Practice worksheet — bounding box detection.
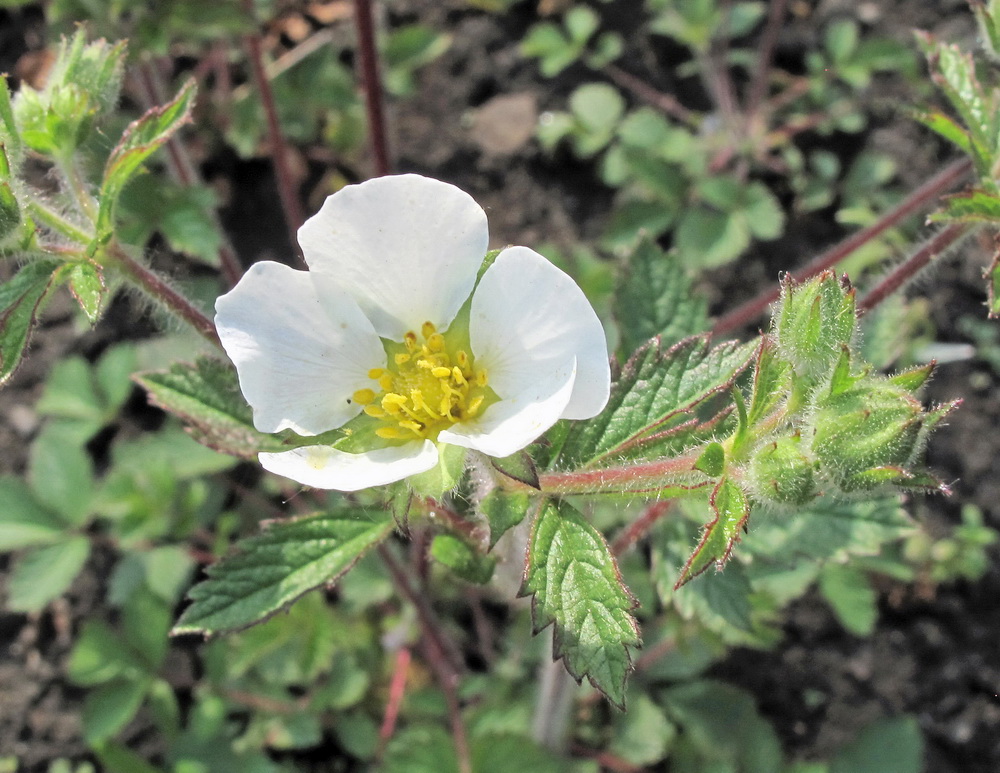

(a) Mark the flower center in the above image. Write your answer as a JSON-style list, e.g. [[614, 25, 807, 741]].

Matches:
[[351, 322, 489, 441]]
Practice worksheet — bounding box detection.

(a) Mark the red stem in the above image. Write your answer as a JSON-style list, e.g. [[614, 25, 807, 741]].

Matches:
[[858, 223, 972, 313], [603, 64, 698, 127], [711, 157, 974, 337], [610, 500, 674, 555], [537, 453, 705, 495], [377, 647, 411, 757], [354, 0, 392, 177], [746, 0, 789, 116], [242, 0, 308, 259]]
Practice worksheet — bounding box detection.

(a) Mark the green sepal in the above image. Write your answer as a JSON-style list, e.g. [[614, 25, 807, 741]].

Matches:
[[675, 477, 750, 588], [774, 270, 857, 378], [173, 508, 393, 635], [0, 259, 62, 386], [135, 357, 288, 458], [888, 362, 934, 392], [97, 79, 197, 237], [409, 442, 467, 497], [429, 533, 495, 585], [388, 481, 414, 533], [479, 489, 533, 548], [521, 499, 640, 709], [693, 442, 725, 477], [489, 449, 540, 490], [62, 260, 107, 323], [746, 336, 788, 426]]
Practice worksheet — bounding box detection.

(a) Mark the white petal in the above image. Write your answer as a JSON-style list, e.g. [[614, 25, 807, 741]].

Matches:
[[438, 361, 576, 457], [215, 261, 385, 435], [298, 174, 489, 340], [258, 441, 438, 491], [469, 247, 610, 420]]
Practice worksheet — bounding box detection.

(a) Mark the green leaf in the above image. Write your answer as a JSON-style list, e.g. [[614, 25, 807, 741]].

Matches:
[[558, 336, 755, 469], [173, 509, 393, 635], [932, 189, 1000, 223], [64, 260, 106, 323], [35, 354, 103, 425], [489, 449, 540, 489], [384, 725, 459, 773], [614, 239, 709, 357], [7, 536, 90, 612], [610, 693, 676, 766], [675, 477, 751, 587], [472, 733, 569, 773], [830, 716, 922, 773], [675, 205, 751, 268], [28, 424, 94, 525], [82, 677, 151, 745], [68, 620, 145, 687], [0, 475, 66, 549], [818, 563, 877, 636], [135, 357, 285, 458], [0, 259, 61, 386], [97, 79, 197, 235], [911, 108, 974, 156], [521, 500, 640, 709], [480, 489, 533, 548], [430, 533, 495, 584]]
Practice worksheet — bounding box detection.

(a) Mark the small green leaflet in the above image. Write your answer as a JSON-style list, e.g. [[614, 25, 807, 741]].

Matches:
[[64, 260, 106, 323], [521, 500, 640, 709], [675, 477, 751, 588], [558, 335, 756, 470], [173, 509, 393, 635], [0, 259, 61, 385], [97, 78, 197, 236], [613, 239, 708, 357], [135, 357, 285, 458], [930, 189, 1000, 223]]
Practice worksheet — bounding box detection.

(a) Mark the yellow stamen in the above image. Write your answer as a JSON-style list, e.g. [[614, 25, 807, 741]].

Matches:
[[376, 427, 406, 439], [427, 333, 446, 353], [364, 405, 387, 418], [475, 369, 489, 387], [421, 321, 437, 338], [368, 367, 385, 379], [431, 366, 452, 378], [394, 352, 411, 365], [352, 388, 376, 405]]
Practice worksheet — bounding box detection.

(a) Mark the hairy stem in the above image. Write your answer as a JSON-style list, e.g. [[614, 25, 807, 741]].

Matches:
[[55, 155, 97, 224], [611, 500, 675, 555], [25, 199, 94, 245], [134, 60, 244, 287], [858, 222, 975, 313], [712, 157, 974, 336], [354, 0, 392, 177], [537, 453, 706, 496], [106, 242, 221, 347], [242, 0, 307, 257]]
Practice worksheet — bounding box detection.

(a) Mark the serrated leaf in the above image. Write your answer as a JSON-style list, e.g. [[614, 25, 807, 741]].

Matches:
[[0, 475, 66, 549], [911, 108, 974, 156], [7, 536, 90, 612], [173, 509, 393, 635], [521, 500, 640, 709], [135, 357, 285, 458], [931, 189, 1000, 223], [429, 533, 495, 584], [675, 477, 750, 588], [28, 424, 94, 525], [558, 336, 756, 469], [676, 205, 751, 268], [97, 79, 196, 235], [480, 489, 532, 548], [614, 239, 709, 357], [0, 259, 61, 386]]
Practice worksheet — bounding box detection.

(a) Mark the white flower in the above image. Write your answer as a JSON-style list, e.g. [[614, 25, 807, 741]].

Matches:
[[215, 174, 610, 491]]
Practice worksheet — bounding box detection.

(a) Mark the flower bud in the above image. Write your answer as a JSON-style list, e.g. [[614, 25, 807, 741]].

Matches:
[[811, 380, 923, 492], [773, 271, 856, 377], [747, 433, 818, 505]]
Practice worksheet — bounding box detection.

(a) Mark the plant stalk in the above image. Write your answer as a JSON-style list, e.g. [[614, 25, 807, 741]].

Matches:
[[354, 0, 392, 177]]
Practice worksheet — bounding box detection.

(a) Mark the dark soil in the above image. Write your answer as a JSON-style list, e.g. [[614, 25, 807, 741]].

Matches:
[[1, 1, 998, 771]]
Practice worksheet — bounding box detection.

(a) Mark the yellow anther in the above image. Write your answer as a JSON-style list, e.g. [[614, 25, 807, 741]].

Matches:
[[468, 395, 485, 416], [475, 369, 489, 387], [431, 366, 452, 378], [375, 426, 406, 439], [368, 367, 385, 379], [394, 352, 411, 365], [427, 333, 446, 353], [364, 405, 387, 418], [379, 374, 395, 391], [404, 331, 418, 351], [417, 359, 435, 370], [399, 420, 423, 434], [456, 350, 469, 368], [352, 388, 376, 405], [452, 366, 467, 385], [421, 321, 437, 338]]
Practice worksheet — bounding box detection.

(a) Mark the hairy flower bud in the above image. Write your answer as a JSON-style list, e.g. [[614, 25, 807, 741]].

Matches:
[[811, 380, 924, 492], [747, 433, 818, 505], [774, 271, 856, 378]]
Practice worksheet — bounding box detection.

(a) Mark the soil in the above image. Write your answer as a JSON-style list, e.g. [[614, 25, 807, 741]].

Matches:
[[1, 1, 999, 771]]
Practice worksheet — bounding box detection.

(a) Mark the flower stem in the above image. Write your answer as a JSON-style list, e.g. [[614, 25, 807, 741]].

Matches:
[[25, 199, 94, 245], [241, 0, 307, 259], [712, 157, 974, 336], [55, 154, 98, 224], [745, 0, 789, 117], [610, 500, 675, 555], [858, 222, 975, 313], [106, 242, 221, 347], [538, 453, 707, 496], [354, 0, 392, 177]]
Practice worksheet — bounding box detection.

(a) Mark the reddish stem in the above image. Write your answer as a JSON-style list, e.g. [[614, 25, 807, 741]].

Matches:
[[746, 0, 789, 117], [134, 60, 244, 287], [354, 0, 392, 177], [603, 64, 698, 127], [108, 243, 221, 347], [242, 0, 308, 259], [858, 223, 972, 313], [378, 544, 471, 773], [711, 157, 974, 337], [537, 453, 705, 496], [377, 647, 411, 757], [610, 500, 674, 555]]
